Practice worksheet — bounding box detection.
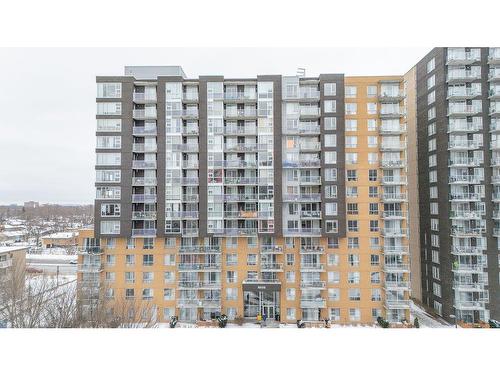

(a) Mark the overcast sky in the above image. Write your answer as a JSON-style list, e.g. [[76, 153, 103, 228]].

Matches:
[[0, 47, 430, 205]]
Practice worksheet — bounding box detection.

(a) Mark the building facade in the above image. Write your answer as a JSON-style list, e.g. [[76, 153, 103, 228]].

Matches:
[[415, 47, 500, 323], [78, 66, 410, 325]]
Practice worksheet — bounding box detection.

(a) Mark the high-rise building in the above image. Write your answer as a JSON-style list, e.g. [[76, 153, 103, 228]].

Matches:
[[78, 66, 410, 325], [413, 47, 500, 324]]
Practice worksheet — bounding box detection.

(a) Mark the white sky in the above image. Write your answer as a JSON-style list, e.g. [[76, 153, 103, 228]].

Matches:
[[0, 47, 430, 205]]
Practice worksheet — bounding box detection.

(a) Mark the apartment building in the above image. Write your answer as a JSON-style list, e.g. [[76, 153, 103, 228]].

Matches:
[[415, 47, 500, 324], [78, 65, 410, 325]]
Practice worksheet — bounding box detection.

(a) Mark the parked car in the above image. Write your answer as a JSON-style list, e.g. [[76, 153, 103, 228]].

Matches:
[[69, 260, 77, 265]]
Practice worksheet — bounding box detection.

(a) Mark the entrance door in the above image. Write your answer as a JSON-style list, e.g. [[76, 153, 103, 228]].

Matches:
[[261, 304, 274, 319]]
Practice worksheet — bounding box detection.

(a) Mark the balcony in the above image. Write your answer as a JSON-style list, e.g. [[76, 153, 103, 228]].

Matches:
[[0, 259, 13, 269], [380, 124, 406, 134], [453, 282, 486, 292], [299, 176, 321, 185], [131, 228, 157, 237], [181, 109, 199, 119], [224, 92, 257, 101], [299, 123, 321, 134], [177, 281, 221, 289], [379, 109, 405, 119], [260, 245, 283, 254], [223, 193, 259, 202], [77, 263, 103, 273], [384, 263, 410, 272], [448, 139, 483, 150], [166, 211, 199, 219], [179, 246, 220, 254], [132, 177, 157, 186], [299, 90, 321, 101], [447, 87, 481, 100], [446, 51, 481, 65], [182, 92, 199, 102], [283, 193, 321, 202], [300, 262, 325, 271], [380, 193, 407, 202], [300, 210, 322, 219], [378, 91, 405, 103], [383, 246, 409, 254], [452, 264, 485, 273], [454, 301, 486, 310], [448, 121, 482, 133], [449, 210, 482, 220], [182, 126, 199, 135], [299, 107, 321, 118], [170, 177, 199, 185], [172, 143, 199, 152], [224, 143, 264, 152], [133, 108, 157, 119], [447, 70, 481, 83], [182, 160, 199, 169], [182, 228, 199, 236], [492, 158, 500, 167], [283, 228, 322, 236], [380, 176, 407, 185], [447, 105, 482, 117], [299, 246, 324, 254], [223, 228, 258, 236], [449, 192, 480, 202], [224, 108, 257, 118], [132, 194, 157, 203], [224, 210, 258, 219], [133, 92, 157, 103], [260, 262, 284, 272], [381, 160, 405, 169], [381, 228, 408, 237], [224, 176, 267, 185], [380, 142, 406, 151], [132, 143, 157, 153], [448, 175, 482, 184], [383, 281, 410, 290], [299, 142, 321, 152], [178, 263, 220, 271], [488, 70, 500, 81], [132, 211, 157, 220], [492, 175, 500, 184], [132, 160, 157, 169], [488, 49, 500, 64], [490, 107, 500, 117], [177, 298, 221, 309], [448, 157, 481, 167], [132, 126, 157, 136], [181, 193, 198, 201], [385, 299, 411, 310], [300, 298, 326, 309], [283, 159, 321, 168], [451, 246, 485, 255], [224, 125, 257, 135], [381, 211, 406, 219], [300, 281, 326, 289], [222, 160, 258, 169], [451, 227, 485, 237]]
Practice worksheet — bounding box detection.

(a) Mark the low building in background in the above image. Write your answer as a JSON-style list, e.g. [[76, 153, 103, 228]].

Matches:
[[41, 232, 78, 249]]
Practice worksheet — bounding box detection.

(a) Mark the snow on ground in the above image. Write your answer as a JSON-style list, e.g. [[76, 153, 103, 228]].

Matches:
[[27, 253, 77, 261], [410, 300, 450, 328], [158, 321, 379, 329]]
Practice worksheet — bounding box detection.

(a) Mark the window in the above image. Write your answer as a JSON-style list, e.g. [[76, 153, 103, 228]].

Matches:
[[142, 288, 153, 300], [347, 203, 358, 215], [125, 289, 135, 300], [226, 288, 238, 301], [428, 90, 436, 105], [247, 254, 257, 266], [97, 118, 121, 132], [370, 237, 380, 250], [427, 75, 436, 90], [428, 123, 436, 136], [226, 271, 237, 283], [346, 136, 358, 148], [286, 253, 295, 266], [325, 202, 337, 216], [164, 271, 174, 283], [345, 86, 357, 98], [105, 272, 115, 282], [164, 237, 176, 248], [348, 237, 359, 249], [327, 254, 339, 266], [347, 170, 357, 181], [226, 253, 237, 266], [97, 102, 121, 115], [349, 289, 361, 301], [142, 271, 153, 284], [125, 254, 135, 266], [369, 186, 378, 198], [430, 186, 438, 199], [367, 136, 378, 148], [369, 203, 378, 215], [97, 83, 122, 98], [328, 237, 339, 249], [101, 203, 120, 217], [143, 254, 154, 266], [367, 119, 377, 131], [96, 186, 121, 200], [125, 271, 135, 283], [430, 202, 439, 215], [345, 103, 357, 115], [325, 220, 338, 233], [432, 266, 440, 280], [324, 83, 337, 96], [371, 289, 382, 301], [345, 119, 357, 131], [427, 57, 435, 73], [324, 134, 337, 147], [348, 254, 360, 267], [429, 170, 437, 183], [96, 153, 121, 166], [330, 308, 340, 322], [226, 237, 238, 248], [100, 221, 120, 235], [286, 288, 296, 301], [324, 100, 337, 113], [325, 151, 337, 164], [428, 138, 436, 152], [370, 254, 380, 266], [367, 102, 377, 114], [286, 271, 295, 283], [328, 288, 340, 301], [369, 220, 379, 232], [346, 186, 358, 197], [371, 272, 381, 284], [325, 185, 337, 198], [324, 168, 337, 182], [97, 136, 121, 149], [143, 238, 154, 250], [348, 220, 358, 232], [428, 107, 436, 120], [164, 254, 175, 266], [433, 282, 442, 298], [324, 117, 337, 130], [368, 153, 378, 165], [286, 308, 296, 320], [369, 169, 378, 181], [429, 154, 437, 167], [346, 153, 358, 164], [432, 250, 440, 264], [328, 271, 340, 284], [96, 170, 121, 183]]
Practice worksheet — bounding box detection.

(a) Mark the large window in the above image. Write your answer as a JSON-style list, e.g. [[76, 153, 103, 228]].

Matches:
[[97, 83, 122, 98], [97, 102, 121, 115], [96, 153, 121, 166], [100, 220, 120, 235]]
